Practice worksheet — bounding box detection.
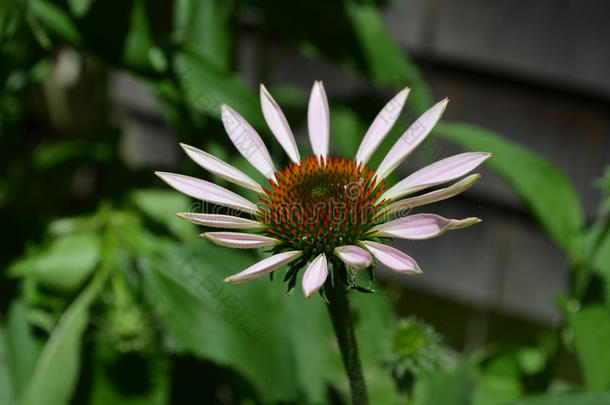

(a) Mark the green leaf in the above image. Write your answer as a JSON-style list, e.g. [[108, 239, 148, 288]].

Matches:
[[4, 301, 43, 400], [141, 242, 349, 403], [9, 233, 100, 293], [437, 122, 585, 263], [473, 354, 524, 405], [142, 243, 402, 404], [46, 215, 96, 236], [516, 347, 547, 376], [364, 364, 404, 405], [173, 0, 231, 72], [130, 189, 195, 240], [174, 51, 263, 128], [66, 0, 94, 18], [412, 362, 476, 405], [19, 268, 108, 405], [352, 290, 396, 362], [586, 221, 610, 305], [344, 1, 432, 113], [88, 347, 169, 405], [123, 0, 154, 69], [141, 246, 299, 402], [0, 0, 20, 42], [33, 140, 112, 169], [353, 293, 402, 405], [569, 305, 610, 391], [512, 391, 610, 405], [0, 322, 14, 405], [283, 287, 340, 403], [28, 0, 82, 46]]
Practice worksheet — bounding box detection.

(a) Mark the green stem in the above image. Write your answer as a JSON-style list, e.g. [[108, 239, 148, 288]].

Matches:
[[325, 266, 369, 405], [579, 220, 610, 298]]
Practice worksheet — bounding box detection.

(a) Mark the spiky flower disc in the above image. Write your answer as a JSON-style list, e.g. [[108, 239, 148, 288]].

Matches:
[[260, 156, 385, 257], [156, 82, 491, 297], [387, 317, 447, 385]]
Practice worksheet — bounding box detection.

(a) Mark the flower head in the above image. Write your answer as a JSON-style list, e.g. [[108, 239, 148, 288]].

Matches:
[[388, 317, 448, 384], [156, 82, 490, 298]]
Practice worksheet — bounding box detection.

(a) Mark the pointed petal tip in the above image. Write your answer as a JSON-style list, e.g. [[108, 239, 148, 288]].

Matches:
[[401, 262, 424, 275], [434, 98, 449, 115], [313, 80, 327, 93], [461, 172, 483, 186], [259, 83, 270, 96], [179, 143, 196, 154], [462, 173, 483, 185], [440, 98, 449, 111], [450, 217, 482, 230], [154, 171, 173, 183], [219, 103, 232, 114], [178, 142, 193, 153]]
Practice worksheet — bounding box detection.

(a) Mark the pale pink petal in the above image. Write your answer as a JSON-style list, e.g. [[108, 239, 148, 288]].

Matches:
[[307, 81, 329, 159], [375, 98, 449, 181], [379, 174, 481, 217], [180, 143, 264, 194], [302, 253, 328, 298], [203, 232, 280, 248], [155, 172, 258, 214], [355, 87, 410, 165], [369, 213, 451, 239], [360, 240, 421, 274], [220, 104, 276, 178], [333, 245, 372, 271], [176, 213, 264, 229], [380, 152, 491, 201], [224, 250, 303, 283], [370, 213, 481, 239], [260, 84, 300, 163]]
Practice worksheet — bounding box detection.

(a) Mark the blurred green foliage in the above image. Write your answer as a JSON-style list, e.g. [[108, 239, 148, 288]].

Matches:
[[1, 0, 609, 404]]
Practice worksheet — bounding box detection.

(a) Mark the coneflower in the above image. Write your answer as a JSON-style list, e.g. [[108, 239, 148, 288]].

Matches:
[[156, 82, 489, 404]]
